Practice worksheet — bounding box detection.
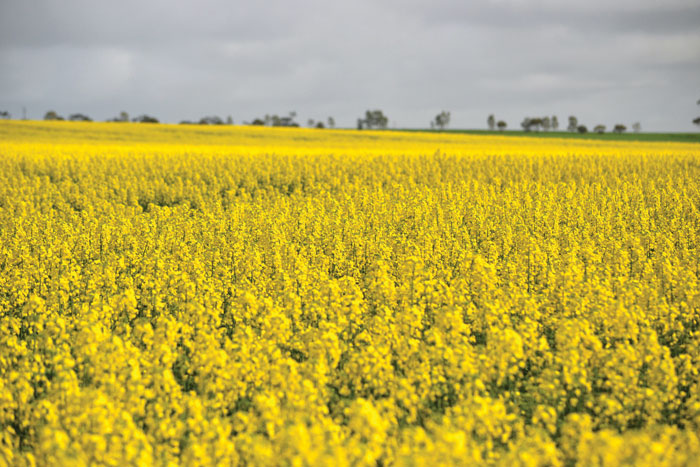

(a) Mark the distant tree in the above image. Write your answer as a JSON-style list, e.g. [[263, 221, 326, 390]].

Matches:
[[593, 124, 606, 134], [577, 125, 588, 134], [0, 111, 10, 119], [542, 116, 551, 131], [307, 119, 315, 127], [359, 110, 388, 130], [521, 116, 559, 132], [327, 116, 335, 129], [107, 111, 129, 122], [433, 111, 451, 130], [226, 115, 233, 125], [265, 111, 299, 127], [487, 114, 496, 131], [276, 114, 299, 127], [694, 117, 700, 128], [248, 114, 299, 126], [69, 113, 92, 122], [44, 110, 64, 121], [199, 116, 224, 125], [567, 116, 578, 132], [357, 118, 364, 130], [497, 120, 507, 131], [613, 124, 626, 133], [551, 116, 559, 131], [521, 117, 541, 132], [179, 120, 193, 124], [315, 121, 325, 129], [132, 114, 159, 123], [632, 122, 641, 133]]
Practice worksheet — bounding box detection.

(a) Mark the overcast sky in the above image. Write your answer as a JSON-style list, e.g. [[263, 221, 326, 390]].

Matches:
[[1, 0, 699, 131]]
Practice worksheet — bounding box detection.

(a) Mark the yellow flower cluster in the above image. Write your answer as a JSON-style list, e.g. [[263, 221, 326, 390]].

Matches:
[[1, 121, 700, 465]]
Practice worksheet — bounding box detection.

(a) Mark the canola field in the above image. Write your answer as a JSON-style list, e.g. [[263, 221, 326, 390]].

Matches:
[[1, 120, 700, 466]]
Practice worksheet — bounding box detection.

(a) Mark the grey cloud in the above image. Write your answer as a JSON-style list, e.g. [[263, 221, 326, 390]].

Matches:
[[0, 1, 298, 47], [398, 1, 700, 34], [1, 0, 698, 130]]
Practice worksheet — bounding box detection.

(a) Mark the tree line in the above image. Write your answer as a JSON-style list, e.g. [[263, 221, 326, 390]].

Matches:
[[514, 114, 641, 134], [2, 102, 699, 130], [42, 110, 160, 123], [32, 110, 338, 128]]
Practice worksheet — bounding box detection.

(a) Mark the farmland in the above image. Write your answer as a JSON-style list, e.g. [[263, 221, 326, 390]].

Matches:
[[400, 129, 700, 144], [1, 121, 700, 465]]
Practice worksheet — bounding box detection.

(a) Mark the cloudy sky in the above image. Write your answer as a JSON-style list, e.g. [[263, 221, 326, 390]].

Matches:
[[1, 0, 699, 131]]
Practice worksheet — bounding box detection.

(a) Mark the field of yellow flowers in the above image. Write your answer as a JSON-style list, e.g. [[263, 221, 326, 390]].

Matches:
[[1, 120, 700, 465]]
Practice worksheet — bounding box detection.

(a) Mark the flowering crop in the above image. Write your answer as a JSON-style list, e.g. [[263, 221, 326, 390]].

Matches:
[[1, 121, 700, 465]]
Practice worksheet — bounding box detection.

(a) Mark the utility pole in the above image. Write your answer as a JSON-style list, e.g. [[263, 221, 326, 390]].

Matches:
[[22, 107, 27, 120]]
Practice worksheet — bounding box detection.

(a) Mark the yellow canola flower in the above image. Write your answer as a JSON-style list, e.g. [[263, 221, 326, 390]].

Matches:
[[0, 120, 699, 465]]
